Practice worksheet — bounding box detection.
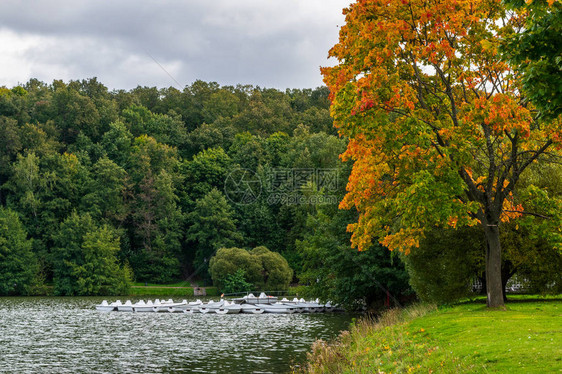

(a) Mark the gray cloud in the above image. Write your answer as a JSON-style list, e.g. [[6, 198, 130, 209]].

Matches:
[[0, 0, 350, 89]]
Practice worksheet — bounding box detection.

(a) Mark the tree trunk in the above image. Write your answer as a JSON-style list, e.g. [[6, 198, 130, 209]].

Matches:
[[483, 222, 505, 308]]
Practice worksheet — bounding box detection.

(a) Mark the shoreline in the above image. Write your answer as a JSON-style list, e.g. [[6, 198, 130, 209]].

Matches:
[[297, 296, 561, 373]]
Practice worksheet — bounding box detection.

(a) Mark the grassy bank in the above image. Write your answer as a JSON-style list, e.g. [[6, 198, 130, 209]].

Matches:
[[300, 297, 561, 373], [127, 284, 305, 298], [128, 284, 219, 297]]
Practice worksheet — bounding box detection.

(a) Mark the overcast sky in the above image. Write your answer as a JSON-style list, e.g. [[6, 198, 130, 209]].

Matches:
[[0, 0, 351, 91]]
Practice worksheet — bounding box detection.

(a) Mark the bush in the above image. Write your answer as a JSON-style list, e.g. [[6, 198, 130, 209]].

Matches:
[[405, 223, 562, 304], [250, 246, 293, 291], [403, 227, 483, 304], [209, 246, 293, 292], [208, 247, 263, 289], [221, 269, 253, 294]]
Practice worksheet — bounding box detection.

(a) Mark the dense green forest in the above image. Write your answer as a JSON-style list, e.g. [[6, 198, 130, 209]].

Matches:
[[1, 78, 558, 307], [0, 78, 410, 302]]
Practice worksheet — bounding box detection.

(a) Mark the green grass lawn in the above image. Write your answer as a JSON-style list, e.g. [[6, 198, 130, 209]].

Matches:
[[131, 281, 194, 287], [128, 283, 219, 297], [128, 286, 195, 297], [127, 283, 304, 297], [301, 297, 561, 373]]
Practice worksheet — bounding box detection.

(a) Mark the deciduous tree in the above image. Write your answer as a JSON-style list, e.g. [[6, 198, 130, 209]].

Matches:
[[0, 207, 38, 295], [186, 188, 243, 279], [298, 204, 411, 310], [322, 0, 562, 307], [52, 212, 130, 296], [504, 0, 562, 119]]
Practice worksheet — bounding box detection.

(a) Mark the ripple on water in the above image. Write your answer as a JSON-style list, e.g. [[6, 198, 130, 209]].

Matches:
[[0, 297, 353, 373]]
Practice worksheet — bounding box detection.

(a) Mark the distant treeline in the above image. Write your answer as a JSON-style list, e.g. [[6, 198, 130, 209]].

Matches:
[[0, 78, 414, 304], [0, 78, 359, 295]]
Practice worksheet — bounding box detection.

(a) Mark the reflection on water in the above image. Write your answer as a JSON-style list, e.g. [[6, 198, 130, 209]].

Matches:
[[0, 297, 353, 373]]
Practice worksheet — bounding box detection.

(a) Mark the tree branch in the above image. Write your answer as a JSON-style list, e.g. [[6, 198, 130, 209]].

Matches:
[[503, 210, 551, 219]]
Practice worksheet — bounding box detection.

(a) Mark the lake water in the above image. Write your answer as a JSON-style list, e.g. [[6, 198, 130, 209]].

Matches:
[[0, 297, 354, 373]]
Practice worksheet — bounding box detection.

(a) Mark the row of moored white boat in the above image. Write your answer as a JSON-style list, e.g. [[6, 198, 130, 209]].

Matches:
[[96, 293, 337, 314]]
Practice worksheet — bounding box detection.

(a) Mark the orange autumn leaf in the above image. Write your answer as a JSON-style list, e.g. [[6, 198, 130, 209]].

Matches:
[[322, 0, 561, 256]]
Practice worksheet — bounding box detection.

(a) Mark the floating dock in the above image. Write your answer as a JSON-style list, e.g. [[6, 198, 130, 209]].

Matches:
[[96, 293, 337, 314]]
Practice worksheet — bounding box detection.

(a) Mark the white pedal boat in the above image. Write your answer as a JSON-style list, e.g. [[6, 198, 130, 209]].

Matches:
[[297, 298, 325, 313], [279, 298, 307, 313], [263, 303, 297, 314], [95, 300, 122, 312], [239, 304, 265, 314], [233, 292, 278, 305], [216, 301, 242, 314], [132, 300, 155, 312], [199, 300, 225, 314], [152, 299, 188, 312], [117, 300, 134, 312], [168, 300, 202, 313]]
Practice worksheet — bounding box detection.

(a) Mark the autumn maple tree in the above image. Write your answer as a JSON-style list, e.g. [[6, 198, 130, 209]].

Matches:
[[322, 0, 562, 307]]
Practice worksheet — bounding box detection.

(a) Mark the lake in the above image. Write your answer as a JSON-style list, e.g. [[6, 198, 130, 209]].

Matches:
[[0, 297, 354, 373]]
